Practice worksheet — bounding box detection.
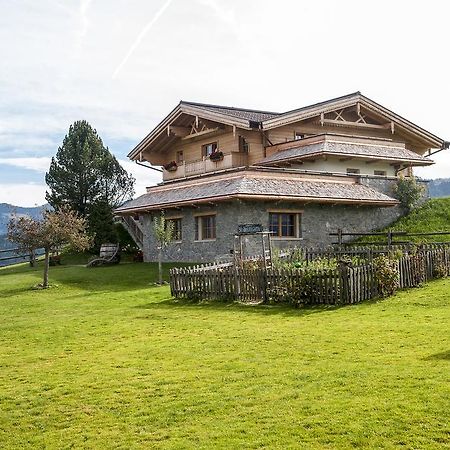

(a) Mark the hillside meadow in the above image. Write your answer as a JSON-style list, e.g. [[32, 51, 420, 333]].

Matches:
[[358, 197, 450, 244], [0, 258, 449, 449]]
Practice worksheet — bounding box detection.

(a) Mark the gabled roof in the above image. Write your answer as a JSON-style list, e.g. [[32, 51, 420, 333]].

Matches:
[[128, 93, 448, 160], [262, 92, 446, 149], [115, 171, 398, 213], [128, 101, 279, 159]]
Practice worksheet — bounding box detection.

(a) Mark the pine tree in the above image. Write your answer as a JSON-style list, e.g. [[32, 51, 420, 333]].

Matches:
[[45, 121, 135, 248]]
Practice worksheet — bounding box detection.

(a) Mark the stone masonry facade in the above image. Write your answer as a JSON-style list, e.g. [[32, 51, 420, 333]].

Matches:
[[140, 177, 427, 263]]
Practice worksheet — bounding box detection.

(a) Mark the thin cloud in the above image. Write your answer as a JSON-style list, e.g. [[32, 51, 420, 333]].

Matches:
[[0, 157, 52, 173], [79, 0, 93, 39], [0, 183, 48, 207], [112, 0, 173, 79], [197, 0, 237, 29]]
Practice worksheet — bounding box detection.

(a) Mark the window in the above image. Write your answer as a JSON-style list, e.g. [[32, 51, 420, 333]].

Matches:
[[374, 170, 387, 176], [269, 212, 301, 238], [294, 132, 305, 140], [202, 142, 218, 157], [239, 136, 249, 153], [176, 151, 184, 164], [167, 218, 182, 241], [195, 215, 216, 240], [346, 168, 360, 175]]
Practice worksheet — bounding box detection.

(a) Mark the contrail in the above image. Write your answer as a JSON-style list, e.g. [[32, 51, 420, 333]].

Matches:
[[112, 0, 173, 79]]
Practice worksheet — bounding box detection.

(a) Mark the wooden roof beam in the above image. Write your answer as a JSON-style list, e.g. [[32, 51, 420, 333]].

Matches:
[[321, 118, 391, 130], [181, 127, 220, 140], [169, 125, 190, 137]]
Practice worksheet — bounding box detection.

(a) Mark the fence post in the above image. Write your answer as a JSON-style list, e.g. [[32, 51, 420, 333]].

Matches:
[[387, 230, 393, 249], [339, 261, 350, 304], [261, 267, 268, 303]]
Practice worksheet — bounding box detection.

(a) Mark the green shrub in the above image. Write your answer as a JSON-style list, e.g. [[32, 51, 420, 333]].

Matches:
[[373, 255, 400, 297], [393, 176, 425, 212]]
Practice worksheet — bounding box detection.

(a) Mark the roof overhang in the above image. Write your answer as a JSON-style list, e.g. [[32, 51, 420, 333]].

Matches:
[[115, 193, 399, 215], [259, 151, 435, 167], [128, 103, 255, 161]]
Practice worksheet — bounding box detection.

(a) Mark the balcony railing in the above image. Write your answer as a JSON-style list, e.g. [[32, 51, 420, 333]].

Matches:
[[163, 152, 248, 180]]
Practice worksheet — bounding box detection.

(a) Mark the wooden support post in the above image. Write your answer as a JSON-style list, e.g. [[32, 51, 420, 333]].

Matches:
[[337, 228, 343, 248], [387, 230, 393, 248], [261, 234, 268, 271], [239, 235, 244, 269], [268, 233, 273, 266]]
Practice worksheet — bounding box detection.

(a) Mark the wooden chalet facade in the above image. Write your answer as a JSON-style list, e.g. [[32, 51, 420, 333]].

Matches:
[[116, 92, 447, 262]]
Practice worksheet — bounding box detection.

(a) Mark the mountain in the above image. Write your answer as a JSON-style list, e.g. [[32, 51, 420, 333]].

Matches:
[[0, 203, 48, 236], [428, 178, 450, 198]]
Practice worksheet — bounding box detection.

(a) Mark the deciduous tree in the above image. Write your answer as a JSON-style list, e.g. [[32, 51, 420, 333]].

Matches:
[[8, 207, 92, 288], [152, 213, 174, 285]]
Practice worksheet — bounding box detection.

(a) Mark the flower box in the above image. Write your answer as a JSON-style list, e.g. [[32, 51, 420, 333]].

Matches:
[[164, 161, 178, 172], [209, 151, 224, 162]]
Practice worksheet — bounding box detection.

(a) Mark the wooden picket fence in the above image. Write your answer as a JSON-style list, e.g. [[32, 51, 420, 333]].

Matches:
[[170, 247, 450, 305], [280, 243, 450, 264]]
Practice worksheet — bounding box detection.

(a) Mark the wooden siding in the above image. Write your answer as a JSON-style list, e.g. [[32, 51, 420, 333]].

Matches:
[[142, 111, 430, 180]]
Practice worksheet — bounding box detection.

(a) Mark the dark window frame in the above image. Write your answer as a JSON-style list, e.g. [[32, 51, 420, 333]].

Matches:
[[239, 136, 249, 153], [176, 151, 184, 164], [269, 212, 301, 238], [195, 214, 216, 241], [202, 142, 218, 158], [167, 217, 182, 241]]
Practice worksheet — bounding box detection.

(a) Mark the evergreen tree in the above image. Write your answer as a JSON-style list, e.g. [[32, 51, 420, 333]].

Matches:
[[87, 200, 117, 251], [45, 121, 135, 248]]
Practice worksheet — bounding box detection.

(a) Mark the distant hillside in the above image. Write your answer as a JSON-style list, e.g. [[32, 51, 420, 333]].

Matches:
[[0, 203, 48, 266], [0, 203, 47, 236], [428, 178, 450, 198]]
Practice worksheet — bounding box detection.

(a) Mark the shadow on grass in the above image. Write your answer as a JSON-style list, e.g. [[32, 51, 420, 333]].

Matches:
[[134, 297, 348, 317], [2, 261, 188, 294], [424, 350, 450, 361]]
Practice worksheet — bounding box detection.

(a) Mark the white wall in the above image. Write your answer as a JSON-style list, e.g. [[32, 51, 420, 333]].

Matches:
[[291, 157, 396, 177]]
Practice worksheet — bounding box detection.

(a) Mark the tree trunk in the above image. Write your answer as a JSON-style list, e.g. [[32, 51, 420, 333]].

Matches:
[[158, 246, 162, 285], [29, 249, 35, 267], [43, 249, 50, 288]]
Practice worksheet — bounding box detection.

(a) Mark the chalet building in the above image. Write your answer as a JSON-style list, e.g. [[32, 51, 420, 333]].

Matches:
[[116, 92, 448, 262]]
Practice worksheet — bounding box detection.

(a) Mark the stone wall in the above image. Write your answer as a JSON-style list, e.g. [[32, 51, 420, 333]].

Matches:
[[139, 176, 428, 262]]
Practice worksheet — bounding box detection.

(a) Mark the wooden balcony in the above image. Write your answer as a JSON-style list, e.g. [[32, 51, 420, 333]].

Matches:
[[163, 152, 248, 180]]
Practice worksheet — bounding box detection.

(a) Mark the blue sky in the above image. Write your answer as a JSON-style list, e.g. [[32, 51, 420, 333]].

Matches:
[[1, 0, 449, 206]]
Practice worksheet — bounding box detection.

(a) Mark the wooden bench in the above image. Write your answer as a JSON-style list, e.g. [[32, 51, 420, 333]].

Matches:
[[86, 243, 121, 267]]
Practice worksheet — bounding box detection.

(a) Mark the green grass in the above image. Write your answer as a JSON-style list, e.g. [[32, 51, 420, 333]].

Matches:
[[359, 198, 450, 244], [1, 260, 449, 449]]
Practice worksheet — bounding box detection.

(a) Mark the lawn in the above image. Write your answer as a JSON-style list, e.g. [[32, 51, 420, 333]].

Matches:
[[0, 259, 449, 449]]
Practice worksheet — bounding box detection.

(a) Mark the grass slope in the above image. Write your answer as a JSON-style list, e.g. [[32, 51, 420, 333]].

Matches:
[[0, 260, 449, 449], [360, 198, 450, 243]]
